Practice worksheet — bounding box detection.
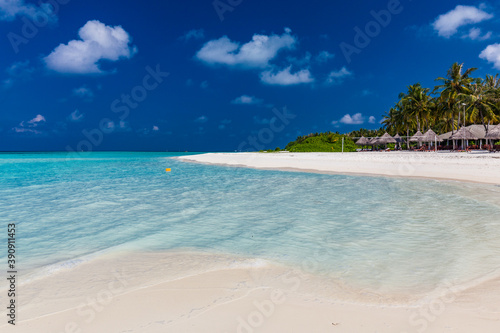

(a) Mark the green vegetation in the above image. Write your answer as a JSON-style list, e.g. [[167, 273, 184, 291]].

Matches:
[[347, 128, 386, 138], [382, 62, 500, 136], [284, 132, 357, 152]]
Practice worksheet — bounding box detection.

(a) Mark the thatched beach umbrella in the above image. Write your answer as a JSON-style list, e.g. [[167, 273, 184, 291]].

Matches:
[[409, 130, 424, 148], [378, 133, 397, 144], [368, 137, 380, 149], [356, 136, 370, 145], [450, 127, 478, 140], [422, 129, 442, 143], [356, 136, 370, 150], [375, 133, 396, 150], [450, 126, 478, 150], [409, 131, 424, 142], [420, 129, 442, 151]]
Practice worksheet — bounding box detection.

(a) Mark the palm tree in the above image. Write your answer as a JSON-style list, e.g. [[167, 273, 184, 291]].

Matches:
[[403, 83, 432, 133], [434, 62, 477, 133], [464, 77, 499, 135]]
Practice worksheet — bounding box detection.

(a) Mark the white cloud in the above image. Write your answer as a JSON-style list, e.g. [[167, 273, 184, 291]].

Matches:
[[339, 113, 365, 125], [104, 120, 130, 132], [44, 20, 137, 74], [433, 5, 493, 38], [27, 114, 45, 125], [260, 66, 314, 85], [12, 114, 46, 134], [196, 28, 296, 68], [326, 67, 352, 84], [195, 115, 208, 123], [68, 110, 84, 122], [464, 27, 492, 40], [231, 95, 263, 105], [0, 0, 56, 22], [73, 86, 94, 100], [316, 51, 334, 63], [368, 116, 376, 124], [180, 29, 205, 41], [479, 43, 500, 69], [152, 125, 159, 131]]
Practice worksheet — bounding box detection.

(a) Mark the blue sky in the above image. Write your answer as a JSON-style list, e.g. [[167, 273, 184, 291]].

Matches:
[[1, 0, 500, 151]]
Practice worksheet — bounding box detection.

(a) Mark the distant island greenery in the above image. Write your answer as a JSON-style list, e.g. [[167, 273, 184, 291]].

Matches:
[[267, 63, 500, 152]]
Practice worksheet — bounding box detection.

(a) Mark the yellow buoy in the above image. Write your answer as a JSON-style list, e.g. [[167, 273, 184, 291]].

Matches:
[[165, 168, 171, 172]]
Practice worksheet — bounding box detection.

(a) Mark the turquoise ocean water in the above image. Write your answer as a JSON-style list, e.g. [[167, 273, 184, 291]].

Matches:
[[1, 152, 500, 297]]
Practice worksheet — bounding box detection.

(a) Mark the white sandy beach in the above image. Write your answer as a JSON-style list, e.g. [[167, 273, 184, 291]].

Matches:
[[2, 251, 500, 333], [177, 151, 500, 185]]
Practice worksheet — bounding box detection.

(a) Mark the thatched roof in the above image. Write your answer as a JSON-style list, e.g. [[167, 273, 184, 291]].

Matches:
[[409, 131, 424, 142], [422, 129, 443, 142], [377, 133, 397, 144], [440, 124, 498, 140], [356, 136, 370, 145], [485, 126, 500, 139], [450, 126, 478, 140]]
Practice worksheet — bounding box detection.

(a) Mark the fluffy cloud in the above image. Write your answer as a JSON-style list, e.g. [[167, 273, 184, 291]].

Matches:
[[433, 5, 493, 38], [44, 20, 137, 74], [479, 43, 500, 69], [260, 66, 314, 85], [231, 95, 263, 105], [368, 116, 376, 124], [464, 27, 491, 40], [326, 67, 352, 84], [196, 28, 296, 68], [27, 114, 45, 125], [152, 125, 159, 131], [68, 110, 84, 122], [12, 114, 46, 134], [180, 29, 204, 41], [338, 113, 365, 125], [104, 120, 130, 132], [0, 0, 56, 22]]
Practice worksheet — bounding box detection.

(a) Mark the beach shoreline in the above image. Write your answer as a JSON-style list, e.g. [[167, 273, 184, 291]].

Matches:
[[3, 250, 500, 333], [176, 151, 500, 185]]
